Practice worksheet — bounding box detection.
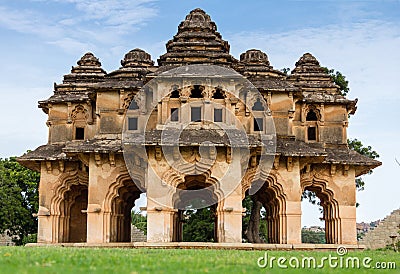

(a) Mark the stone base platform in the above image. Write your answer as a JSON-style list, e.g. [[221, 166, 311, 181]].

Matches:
[[26, 242, 366, 251]]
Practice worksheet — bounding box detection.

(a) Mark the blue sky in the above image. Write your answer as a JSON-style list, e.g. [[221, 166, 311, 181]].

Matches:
[[0, 0, 399, 226]]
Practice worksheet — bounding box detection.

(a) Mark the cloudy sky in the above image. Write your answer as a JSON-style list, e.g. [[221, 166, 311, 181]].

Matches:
[[0, 0, 399, 226]]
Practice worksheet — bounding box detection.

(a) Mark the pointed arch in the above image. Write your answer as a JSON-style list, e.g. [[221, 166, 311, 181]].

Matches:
[[50, 170, 89, 243], [300, 172, 340, 244]]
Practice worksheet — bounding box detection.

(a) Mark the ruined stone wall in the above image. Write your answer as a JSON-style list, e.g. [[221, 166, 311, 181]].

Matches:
[[359, 209, 400, 249]]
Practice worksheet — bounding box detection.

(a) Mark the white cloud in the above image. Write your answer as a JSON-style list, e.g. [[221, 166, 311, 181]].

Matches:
[[0, 1, 158, 53]]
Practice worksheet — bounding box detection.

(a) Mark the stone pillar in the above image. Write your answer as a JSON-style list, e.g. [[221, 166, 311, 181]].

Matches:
[[146, 165, 174, 242], [275, 157, 302, 244], [337, 205, 357, 244], [217, 151, 242, 243], [86, 154, 105, 243], [335, 166, 357, 244], [36, 163, 57, 243], [284, 200, 302, 244]]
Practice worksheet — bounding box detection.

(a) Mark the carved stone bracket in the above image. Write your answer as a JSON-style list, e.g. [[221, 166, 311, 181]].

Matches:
[[46, 161, 52, 173], [155, 146, 162, 161], [109, 152, 115, 167], [273, 156, 280, 170], [226, 147, 232, 164], [330, 164, 336, 176], [58, 160, 65, 172], [286, 156, 293, 172], [343, 164, 349, 176], [94, 153, 102, 166]]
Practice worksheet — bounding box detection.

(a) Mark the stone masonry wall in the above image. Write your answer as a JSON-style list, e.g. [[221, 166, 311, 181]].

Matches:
[[131, 225, 146, 242], [359, 209, 400, 249]]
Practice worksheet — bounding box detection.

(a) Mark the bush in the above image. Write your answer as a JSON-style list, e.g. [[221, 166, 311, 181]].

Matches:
[[21, 234, 37, 245]]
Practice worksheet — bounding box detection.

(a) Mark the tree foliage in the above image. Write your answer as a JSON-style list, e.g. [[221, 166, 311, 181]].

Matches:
[[131, 211, 147, 234], [348, 138, 379, 191], [301, 229, 326, 244], [0, 157, 39, 245], [183, 207, 215, 242], [323, 67, 350, 96]]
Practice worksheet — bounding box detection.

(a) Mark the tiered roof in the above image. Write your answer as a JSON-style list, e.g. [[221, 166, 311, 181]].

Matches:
[[157, 8, 236, 68], [288, 53, 338, 92]]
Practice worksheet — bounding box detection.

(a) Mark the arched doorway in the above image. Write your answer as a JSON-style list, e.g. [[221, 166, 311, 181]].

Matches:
[[172, 175, 220, 242], [243, 179, 284, 243], [301, 179, 339, 244], [107, 177, 143, 242], [58, 184, 88, 243]]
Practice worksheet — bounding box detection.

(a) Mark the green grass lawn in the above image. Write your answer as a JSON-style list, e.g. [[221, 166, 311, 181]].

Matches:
[[0, 247, 398, 273]]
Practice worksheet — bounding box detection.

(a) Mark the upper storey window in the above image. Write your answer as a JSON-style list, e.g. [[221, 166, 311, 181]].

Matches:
[[306, 109, 318, 121], [254, 118, 264, 131], [191, 107, 202, 122], [214, 108, 222, 122], [170, 89, 180, 98], [171, 108, 179, 122], [129, 100, 139, 110], [190, 85, 203, 98], [212, 89, 225, 99], [75, 127, 85, 140], [252, 98, 265, 111], [128, 117, 138, 130], [305, 108, 319, 142]]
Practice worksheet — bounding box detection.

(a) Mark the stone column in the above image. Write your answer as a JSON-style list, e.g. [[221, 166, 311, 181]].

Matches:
[[86, 154, 105, 243], [146, 165, 174, 242], [36, 162, 58, 243], [284, 200, 302, 244], [337, 205, 357, 244], [334, 166, 357, 244], [275, 157, 302, 244], [217, 150, 243, 243]]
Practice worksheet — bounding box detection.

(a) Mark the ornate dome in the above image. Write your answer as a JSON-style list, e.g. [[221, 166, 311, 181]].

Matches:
[[240, 49, 271, 66], [121, 48, 154, 68], [62, 52, 106, 84], [237, 49, 284, 78], [157, 8, 236, 68], [107, 48, 154, 79], [289, 53, 338, 92], [76, 52, 102, 67]]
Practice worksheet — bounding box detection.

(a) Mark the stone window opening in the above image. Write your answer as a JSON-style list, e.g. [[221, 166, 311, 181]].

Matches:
[[212, 89, 225, 99], [75, 127, 85, 140], [128, 117, 138, 130], [191, 107, 202, 122], [254, 118, 264, 132], [129, 100, 139, 110], [170, 89, 180, 98], [189, 85, 203, 98], [214, 108, 223, 122], [170, 108, 179, 122], [252, 98, 265, 111], [306, 109, 318, 121], [307, 126, 317, 141]]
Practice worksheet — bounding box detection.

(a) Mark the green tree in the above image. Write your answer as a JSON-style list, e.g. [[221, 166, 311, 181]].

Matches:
[[348, 138, 379, 192], [183, 207, 215, 242], [131, 211, 147, 234], [301, 229, 326, 244], [323, 67, 349, 96], [0, 157, 39, 245]]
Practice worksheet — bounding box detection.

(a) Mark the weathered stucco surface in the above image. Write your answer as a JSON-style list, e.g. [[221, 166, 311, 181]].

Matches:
[[18, 8, 380, 245]]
